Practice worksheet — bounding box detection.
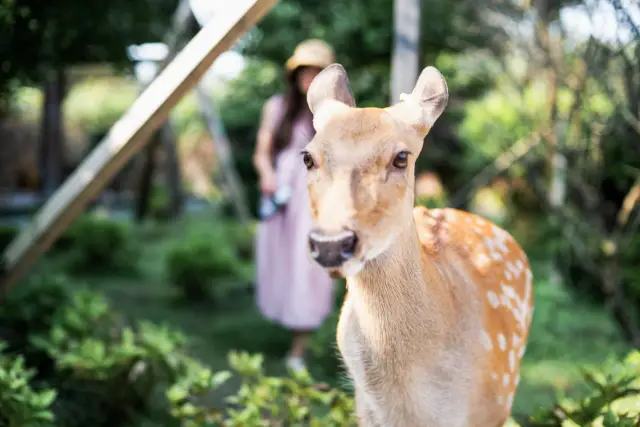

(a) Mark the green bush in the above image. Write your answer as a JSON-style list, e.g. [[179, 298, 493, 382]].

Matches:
[[224, 221, 256, 263], [526, 350, 640, 426], [53, 214, 140, 275], [0, 223, 18, 252], [0, 274, 71, 371], [0, 343, 57, 427], [0, 274, 194, 427], [167, 350, 357, 427], [166, 233, 240, 301]]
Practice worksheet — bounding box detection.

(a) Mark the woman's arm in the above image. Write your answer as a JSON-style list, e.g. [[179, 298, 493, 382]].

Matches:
[[253, 96, 280, 194]]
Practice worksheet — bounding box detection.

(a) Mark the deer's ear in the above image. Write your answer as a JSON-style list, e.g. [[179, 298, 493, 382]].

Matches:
[[389, 66, 448, 135], [307, 64, 356, 130]]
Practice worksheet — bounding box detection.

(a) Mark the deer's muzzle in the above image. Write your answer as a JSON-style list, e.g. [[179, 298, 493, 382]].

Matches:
[[308, 228, 358, 268]]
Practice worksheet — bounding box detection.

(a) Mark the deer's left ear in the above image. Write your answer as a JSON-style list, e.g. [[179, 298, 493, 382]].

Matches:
[[307, 63, 356, 131], [387, 66, 448, 136]]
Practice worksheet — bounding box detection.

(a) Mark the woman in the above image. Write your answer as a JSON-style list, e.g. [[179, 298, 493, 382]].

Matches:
[[253, 39, 335, 372]]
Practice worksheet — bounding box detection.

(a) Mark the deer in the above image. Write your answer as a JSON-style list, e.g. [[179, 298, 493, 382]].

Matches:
[[301, 63, 534, 427]]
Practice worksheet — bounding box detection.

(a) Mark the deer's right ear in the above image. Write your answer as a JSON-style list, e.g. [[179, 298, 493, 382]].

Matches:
[[307, 64, 356, 131], [388, 66, 449, 136]]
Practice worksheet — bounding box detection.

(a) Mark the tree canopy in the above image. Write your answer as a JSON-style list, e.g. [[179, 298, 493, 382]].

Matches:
[[0, 0, 175, 107]]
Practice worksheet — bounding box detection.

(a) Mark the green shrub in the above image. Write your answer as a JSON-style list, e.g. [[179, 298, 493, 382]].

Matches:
[[166, 233, 239, 301], [524, 350, 640, 426], [0, 342, 57, 427], [0, 274, 194, 427], [53, 214, 140, 275], [0, 274, 72, 371], [167, 350, 357, 426], [32, 315, 191, 427], [225, 221, 256, 262], [0, 223, 18, 252]]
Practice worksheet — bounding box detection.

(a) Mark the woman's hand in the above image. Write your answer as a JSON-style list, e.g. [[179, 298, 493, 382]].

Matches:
[[259, 171, 277, 195]]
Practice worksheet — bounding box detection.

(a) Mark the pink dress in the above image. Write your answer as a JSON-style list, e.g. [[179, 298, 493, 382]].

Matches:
[[255, 94, 334, 330]]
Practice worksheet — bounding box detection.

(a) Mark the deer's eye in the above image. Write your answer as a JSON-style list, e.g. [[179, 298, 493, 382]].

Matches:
[[301, 150, 315, 170], [392, 151, 410, 169]]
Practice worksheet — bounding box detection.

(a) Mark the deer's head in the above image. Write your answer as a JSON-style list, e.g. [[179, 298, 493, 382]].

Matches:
[[303, 64, 448, 277]]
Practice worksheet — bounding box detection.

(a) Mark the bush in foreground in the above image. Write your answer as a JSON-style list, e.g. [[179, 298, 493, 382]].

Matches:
[[1, 274, 638, 427], [0, 275, 191, 427], [0, 343, 56, 427], [168, 351, 357, 427], [167, 349, 640, 427]]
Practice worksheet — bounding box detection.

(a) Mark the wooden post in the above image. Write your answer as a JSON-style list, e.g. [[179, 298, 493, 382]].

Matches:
[[0, 0, 279, 294], [390, 0, 421, 104]]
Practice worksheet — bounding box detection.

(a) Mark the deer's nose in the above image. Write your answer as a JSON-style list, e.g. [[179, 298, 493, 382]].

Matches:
[[308, 229, 359, 267]]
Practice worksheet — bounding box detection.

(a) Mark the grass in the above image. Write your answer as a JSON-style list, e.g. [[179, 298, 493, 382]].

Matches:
[[27, 211, 634, 422]]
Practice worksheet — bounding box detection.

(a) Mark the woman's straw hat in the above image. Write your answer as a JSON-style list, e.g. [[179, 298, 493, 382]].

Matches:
[[285, 39, 335, 74]]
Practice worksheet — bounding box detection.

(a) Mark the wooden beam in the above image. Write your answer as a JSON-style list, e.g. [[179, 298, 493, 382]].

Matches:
[[0, 0, 278, 294], [390, 0, 421, 104]]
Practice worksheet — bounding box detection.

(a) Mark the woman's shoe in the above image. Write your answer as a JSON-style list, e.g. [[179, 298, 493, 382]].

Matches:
[[285, 356, 307, 374]]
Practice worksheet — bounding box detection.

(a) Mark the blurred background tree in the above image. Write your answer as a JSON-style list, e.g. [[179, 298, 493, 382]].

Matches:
[[0, 0, 175, 110]]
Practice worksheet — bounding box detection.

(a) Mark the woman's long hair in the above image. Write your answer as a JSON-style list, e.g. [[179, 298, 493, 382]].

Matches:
[[272, 67, 315, 157]]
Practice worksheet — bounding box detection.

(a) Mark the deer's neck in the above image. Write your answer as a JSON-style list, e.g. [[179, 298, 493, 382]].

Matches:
[[347, 218, 449, 352]]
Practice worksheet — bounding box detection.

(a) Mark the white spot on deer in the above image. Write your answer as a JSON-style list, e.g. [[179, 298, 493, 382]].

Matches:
[[501, 283, 517, 299], [506, 262, 520, 278], [514, 373, 520, 387], [518, 345, 526, 359], [497, 333, 507, 351], [506, 392, 514, 409], [502, 373, 510, 386], [481, 330, 493, 351], [525, 268, 533, 290], [487, 291, 500, 308], [500, 293, 510, 307], [508, 350, 515, 372], [512, 333, 521, 348], [505, 270, 513, 280], [476, 252, 491, 268]]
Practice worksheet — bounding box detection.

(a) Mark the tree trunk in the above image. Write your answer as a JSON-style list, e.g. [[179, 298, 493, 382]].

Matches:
[[135, 132, 162, 222], [162, 122, 184, 219], [39, 68, 66, 196]]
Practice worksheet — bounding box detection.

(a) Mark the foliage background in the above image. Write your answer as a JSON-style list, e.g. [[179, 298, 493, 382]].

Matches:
[[0, 0, 639, 425]]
